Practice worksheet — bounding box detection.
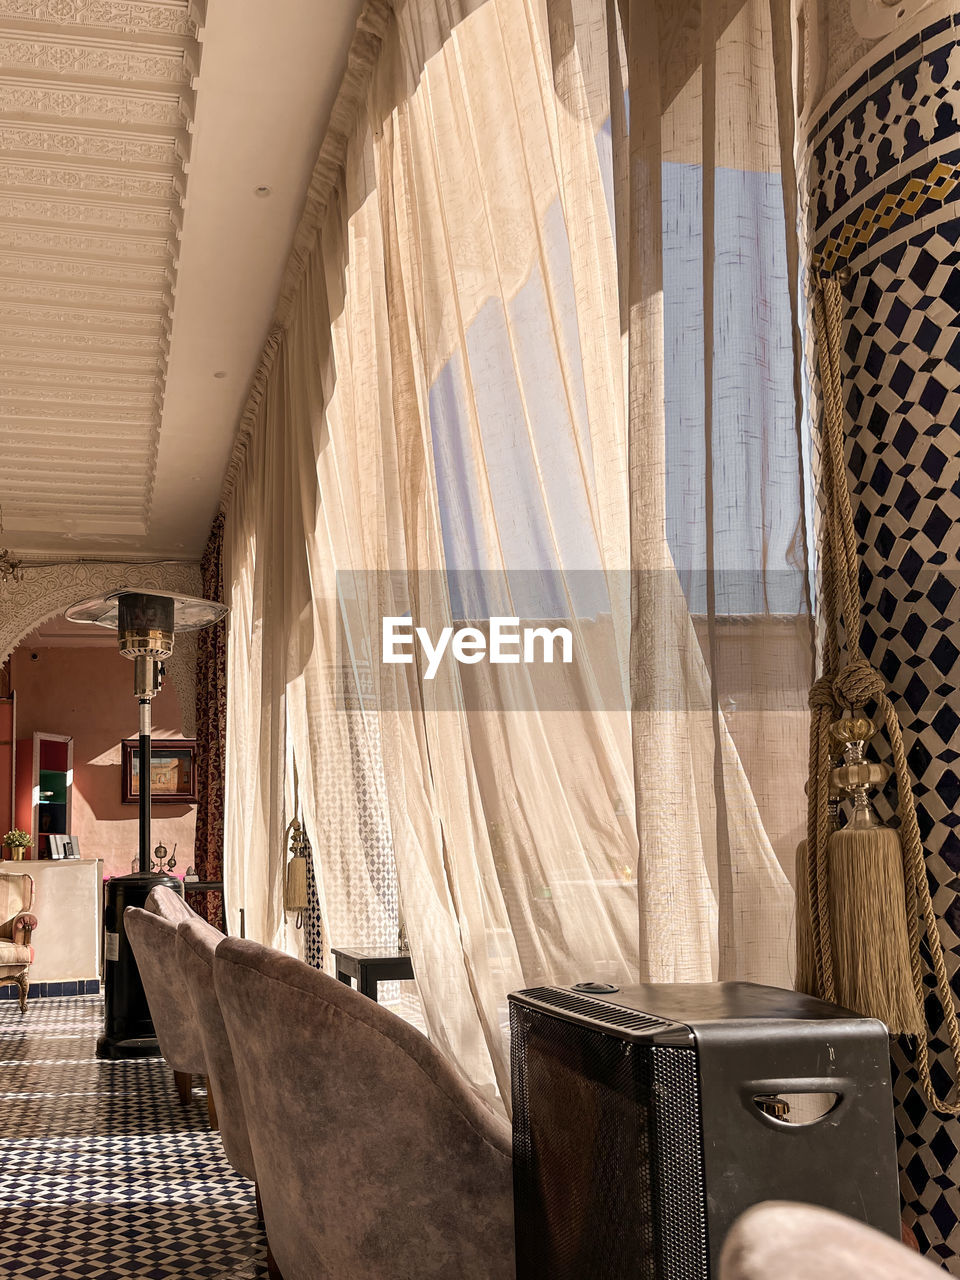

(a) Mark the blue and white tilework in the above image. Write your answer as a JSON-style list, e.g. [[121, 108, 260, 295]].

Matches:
[[803, 12, 960, 1268]]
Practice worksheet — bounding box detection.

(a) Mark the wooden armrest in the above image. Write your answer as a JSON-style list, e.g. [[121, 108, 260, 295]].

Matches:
[[13, 914, 37, 946]]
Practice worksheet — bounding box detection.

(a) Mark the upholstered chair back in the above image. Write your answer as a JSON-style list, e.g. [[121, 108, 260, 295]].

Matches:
[[721, 1203, 941, 1279], [124, 905, 205, 1076], [145, 884, 198, 926], [176, 917, 255, 1180], [214, 937, 515, 1280], [0, 872, 33, 920]]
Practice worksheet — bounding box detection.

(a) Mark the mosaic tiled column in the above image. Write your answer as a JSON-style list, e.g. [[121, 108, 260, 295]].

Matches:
[[800, 3, 960, 1266]]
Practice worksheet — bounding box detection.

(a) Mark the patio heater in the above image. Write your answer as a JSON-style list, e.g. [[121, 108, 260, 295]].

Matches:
[[65, 589, 227, 1058]]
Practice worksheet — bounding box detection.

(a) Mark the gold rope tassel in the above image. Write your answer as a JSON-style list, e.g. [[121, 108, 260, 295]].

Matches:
[[825, 713, 922, 1036], [800, 273, 960, 1113], [827, 823, 922, 1036]]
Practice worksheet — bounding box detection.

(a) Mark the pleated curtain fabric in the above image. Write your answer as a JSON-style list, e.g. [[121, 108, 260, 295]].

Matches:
[[191, 512, 227, 929], [219, 0, 811, 1108]]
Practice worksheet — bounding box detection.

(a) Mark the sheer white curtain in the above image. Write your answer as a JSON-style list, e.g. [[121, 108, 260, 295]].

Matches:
[[219, 0, 810, 1106], [617, 0, 808, 984]]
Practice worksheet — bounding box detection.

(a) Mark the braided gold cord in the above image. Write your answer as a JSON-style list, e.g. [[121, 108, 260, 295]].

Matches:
[[811, 275, 960, 1114]]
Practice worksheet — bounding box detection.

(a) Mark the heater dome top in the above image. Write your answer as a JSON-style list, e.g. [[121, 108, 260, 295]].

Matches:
[[65, 589, 228, 633]]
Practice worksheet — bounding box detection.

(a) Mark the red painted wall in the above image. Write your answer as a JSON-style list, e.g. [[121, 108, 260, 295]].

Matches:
[[10, 644, 196, 881], [0, 697, 13, 837]]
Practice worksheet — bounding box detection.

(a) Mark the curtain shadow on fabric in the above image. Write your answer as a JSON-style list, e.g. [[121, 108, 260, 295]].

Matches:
[[218, 0, 812, 1108], [191, 512, 227, 930]]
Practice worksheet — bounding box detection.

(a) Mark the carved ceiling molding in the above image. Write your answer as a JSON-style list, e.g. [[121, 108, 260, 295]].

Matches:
[[0, 193, 174, 231], [1, 400, 154, 422], [0, 0, 197, 37], [0, 355, 160, 378], [0, 252, 170, 285], [0, 224, 171, 256], [0, 278, 166, 311], [0, 83, 188, 125], [0, 325, 159, 352], [0, 292, 165, 321], [0, 346, 160, 373], [0, 160, 176, 201], [0, 34, 196, 82], [0, 559, 201, 667], [0, 0, 198, 539], [0, 123, 181, 165], [0, 366, 158, 390]]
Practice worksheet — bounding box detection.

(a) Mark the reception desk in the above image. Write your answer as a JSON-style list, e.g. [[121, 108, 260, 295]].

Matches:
[[1, 858, 103, 986]]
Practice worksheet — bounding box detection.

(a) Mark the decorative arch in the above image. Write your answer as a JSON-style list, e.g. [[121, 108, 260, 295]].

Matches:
[[0, 559, 202, 727]]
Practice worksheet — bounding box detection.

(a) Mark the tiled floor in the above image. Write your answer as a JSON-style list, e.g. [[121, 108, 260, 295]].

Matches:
[[0, 996, 267, 1279]]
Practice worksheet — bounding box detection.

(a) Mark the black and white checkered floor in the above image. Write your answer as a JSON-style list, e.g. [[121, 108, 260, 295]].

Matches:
[[0, 996, 268, 1279]]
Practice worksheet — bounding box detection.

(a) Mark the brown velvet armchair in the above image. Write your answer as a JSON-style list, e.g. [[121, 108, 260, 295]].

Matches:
[[125, 902, 208, 1110], [721, 1203, 941, 1279], [215, 936, 515, 1280], [176, 916, 256, 1182], [145, 883, 197, 926], [0, 871, 38, 1013]]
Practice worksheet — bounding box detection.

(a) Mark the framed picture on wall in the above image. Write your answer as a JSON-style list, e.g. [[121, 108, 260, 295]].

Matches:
[[121, 739, 198, 805]]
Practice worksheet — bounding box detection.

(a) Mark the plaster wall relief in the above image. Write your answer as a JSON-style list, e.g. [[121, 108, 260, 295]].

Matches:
[[800, 6, 960, 1266], [0, 559, 200, 665], [0, 0, 201, 545]]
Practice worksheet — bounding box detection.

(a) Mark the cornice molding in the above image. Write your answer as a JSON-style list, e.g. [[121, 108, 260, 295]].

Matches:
[[0, 364, 159, 389], [0, 0, 195, 38], [0, 251, 169, 285], [0, 122, 181, 166], [1, 224, 171, 257], [0, 324, 158, 352], [0, 159, 177, 201], [0, 192, 174, 231], [0, 344, 160, 371], [0, 300, 164, 332], [0, 400, 156, 423], [0, 383, 156, 406], [0, 277, 165, 311], [0, 81, 188, 126], [0, 34, 191, 83]]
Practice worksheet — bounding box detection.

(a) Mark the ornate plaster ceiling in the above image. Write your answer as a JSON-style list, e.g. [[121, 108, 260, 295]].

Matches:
[[0, 0, 364, 558], [0, 0, 200, 544]]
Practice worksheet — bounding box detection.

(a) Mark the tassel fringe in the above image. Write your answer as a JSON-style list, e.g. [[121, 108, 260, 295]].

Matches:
[[826, 826, 923, 1036]]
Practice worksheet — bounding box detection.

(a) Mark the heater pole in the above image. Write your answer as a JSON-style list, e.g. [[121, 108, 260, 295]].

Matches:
[[138, 695, 151, 874], [63, 589, 227, 1062]]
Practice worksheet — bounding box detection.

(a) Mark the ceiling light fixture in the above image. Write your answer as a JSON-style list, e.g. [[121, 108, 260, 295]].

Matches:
[[0, 507, 23, 584]]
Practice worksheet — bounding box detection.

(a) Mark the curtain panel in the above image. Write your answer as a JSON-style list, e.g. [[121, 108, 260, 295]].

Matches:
[[191, 511, 227, 929], [618, 0, 810, 983], [219, 0, 811, 1106]]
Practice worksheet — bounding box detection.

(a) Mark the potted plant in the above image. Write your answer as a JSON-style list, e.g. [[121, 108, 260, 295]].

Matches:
[[2, 829, 32, 861]]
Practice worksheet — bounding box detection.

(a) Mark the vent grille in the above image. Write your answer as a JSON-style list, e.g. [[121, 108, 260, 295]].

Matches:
[[511, 1002, 707, 1279], [517, 986, 675, 1036]]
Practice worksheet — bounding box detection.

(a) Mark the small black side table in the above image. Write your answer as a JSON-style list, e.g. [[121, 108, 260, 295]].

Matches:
[[332, 947, 414, 1002]]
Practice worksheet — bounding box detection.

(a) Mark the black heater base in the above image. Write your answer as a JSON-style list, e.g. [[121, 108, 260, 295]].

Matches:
[[96, 871, 182, 1061], [96, 1032, 161, 1060]]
